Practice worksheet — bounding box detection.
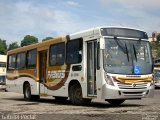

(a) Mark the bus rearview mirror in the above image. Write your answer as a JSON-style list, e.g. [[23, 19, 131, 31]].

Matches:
[[100, 38, 105, 49]]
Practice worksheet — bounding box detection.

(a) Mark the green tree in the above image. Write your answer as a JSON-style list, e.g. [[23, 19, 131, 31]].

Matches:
[[8, 42, 19, 51], [21, 35, 38, 47], [157, 34, 160, 43], [0, 39, 7, 55], [42, 37, 53, 42]]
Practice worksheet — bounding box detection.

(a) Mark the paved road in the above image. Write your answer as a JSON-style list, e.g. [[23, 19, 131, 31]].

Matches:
[[0, 89, 160, 120]]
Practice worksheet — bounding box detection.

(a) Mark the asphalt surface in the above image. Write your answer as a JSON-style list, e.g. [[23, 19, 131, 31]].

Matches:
[[0, 89, 160, 120]]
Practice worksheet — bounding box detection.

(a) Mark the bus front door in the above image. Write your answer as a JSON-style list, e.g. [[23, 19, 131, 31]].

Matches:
[[39, 51, 48, 96], [87, 41, 97, 96]]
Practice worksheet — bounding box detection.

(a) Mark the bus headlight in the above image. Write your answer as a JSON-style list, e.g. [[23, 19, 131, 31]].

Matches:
[[105, 74, 115, 86]]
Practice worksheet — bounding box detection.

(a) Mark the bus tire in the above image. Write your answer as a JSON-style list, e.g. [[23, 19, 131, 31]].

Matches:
[[24, 83, 32, 101], [107, 99, 125, 106], [69, 83, 91, 106]]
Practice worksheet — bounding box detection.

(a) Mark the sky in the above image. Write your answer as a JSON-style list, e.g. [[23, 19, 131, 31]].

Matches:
[[0, 0, 160, 44]]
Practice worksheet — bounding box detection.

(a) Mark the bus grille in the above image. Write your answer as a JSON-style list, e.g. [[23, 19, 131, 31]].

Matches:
[[121, 91, 147, 97], [117, 82, 148, 89]]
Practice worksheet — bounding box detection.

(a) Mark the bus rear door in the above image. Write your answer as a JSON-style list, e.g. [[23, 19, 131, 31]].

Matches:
[[39, 50, 48, 96]]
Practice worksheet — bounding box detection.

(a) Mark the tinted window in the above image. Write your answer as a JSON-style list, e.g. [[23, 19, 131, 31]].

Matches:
[[0, 76, 5, 84], [17, 52, 26, 69], [27, 49, 36, 68], [66, 38, 83, 64], [8, 54, 16, 70], [0, 62, 6, 67], [50, 42, 65, 66]]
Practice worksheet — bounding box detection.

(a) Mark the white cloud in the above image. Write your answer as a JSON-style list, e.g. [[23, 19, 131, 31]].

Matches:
[[0, 0, 160, 44], [100, 0, 160, 9], [66, 1, 79, 6], [99, 0, 160, 17], [0, 1, 85, 43], [119, 0, 160, 9], [99, 0, 160, 35]]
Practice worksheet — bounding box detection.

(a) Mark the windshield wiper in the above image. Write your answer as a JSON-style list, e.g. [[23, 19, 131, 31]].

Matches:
[[114, 37, 129, 61], [125, 43, 129, 61], [133, 44, 137, 62], [114, 37, 126, 53]]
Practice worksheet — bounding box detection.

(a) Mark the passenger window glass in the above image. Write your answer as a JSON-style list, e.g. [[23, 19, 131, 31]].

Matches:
[[0, 62, 6, 67], [27, 49, 36, 68], [50, 42, 65, 66], [17, 52, 26, 69], [0, 76, 5, 84], [66, 38, 83, 64], [8, 54, 16, 69]]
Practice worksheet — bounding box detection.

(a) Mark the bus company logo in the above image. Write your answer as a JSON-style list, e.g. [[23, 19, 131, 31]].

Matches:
[[132, 83, 136, 88], [48, 70, 65, 79]]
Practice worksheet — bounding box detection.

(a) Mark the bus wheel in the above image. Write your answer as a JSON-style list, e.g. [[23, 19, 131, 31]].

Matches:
[[69, 83, 91, 106], [24, 83, 32, 101], [106, 99, 125, 106]]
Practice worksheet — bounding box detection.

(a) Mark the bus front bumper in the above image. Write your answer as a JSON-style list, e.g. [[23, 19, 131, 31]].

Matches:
[[102, 84, 154, 99]]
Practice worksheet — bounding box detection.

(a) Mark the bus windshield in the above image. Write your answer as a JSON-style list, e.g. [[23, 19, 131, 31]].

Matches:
[[104, 38, 152, 75]]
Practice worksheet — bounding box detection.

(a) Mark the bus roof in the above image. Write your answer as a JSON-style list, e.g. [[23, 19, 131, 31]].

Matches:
[[70, 26, 147, 39], [7, 37, 66, 55]]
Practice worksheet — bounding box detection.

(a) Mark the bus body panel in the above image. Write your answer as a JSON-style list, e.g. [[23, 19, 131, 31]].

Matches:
[[6, 77, 39, 95]]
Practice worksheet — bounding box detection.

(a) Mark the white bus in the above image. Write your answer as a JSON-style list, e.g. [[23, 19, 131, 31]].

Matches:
[[153, 59, 160, 88], [0, 55, 7, 91], [6, 27, 154, 106], [154, 67, 160, 88]]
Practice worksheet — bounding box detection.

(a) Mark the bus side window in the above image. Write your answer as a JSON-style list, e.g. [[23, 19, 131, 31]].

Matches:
[[8, 54, 16, 70], [66, 38, 83, 64], [0, 62, 6, 67], [27, 49, 37, 69], [16, 52, 26, 69], [49, 42, 65, 66]]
